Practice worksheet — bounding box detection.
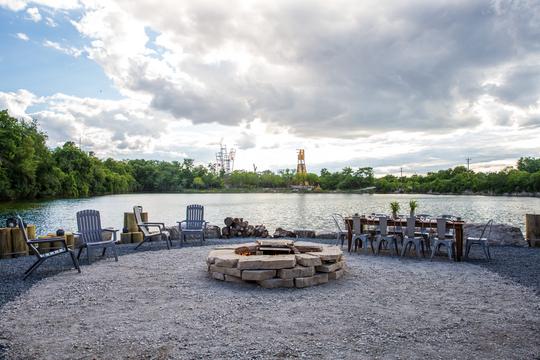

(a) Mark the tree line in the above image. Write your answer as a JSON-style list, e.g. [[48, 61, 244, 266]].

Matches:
[[1, 110, 539, 200]]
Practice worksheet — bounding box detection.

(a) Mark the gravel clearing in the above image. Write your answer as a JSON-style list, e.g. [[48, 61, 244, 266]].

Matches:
[[1, 240, 539, 359]]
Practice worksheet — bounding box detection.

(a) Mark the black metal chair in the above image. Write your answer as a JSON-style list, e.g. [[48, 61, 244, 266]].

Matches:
[[17, 216, 80, 280], [465, 219, 493, 260], [76, 210, 119, 264], [133, 205, 171, 250]]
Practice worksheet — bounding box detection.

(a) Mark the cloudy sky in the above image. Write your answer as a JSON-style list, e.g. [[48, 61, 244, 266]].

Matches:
[[1, 0, 539, 175]]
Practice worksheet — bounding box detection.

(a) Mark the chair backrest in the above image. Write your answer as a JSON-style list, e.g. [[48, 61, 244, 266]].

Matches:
[[406, 217, 416, 237], [77, 210, 103, 244], [378, 216, 388, 236], [133, 205, 143, 225], [479, 219, 493, 241], [17, 215, 38, 256], [352, 216, 361, 235], [436, 218, 447, 239], [185, 204, 204, 230], [331, 214, 344, 233]]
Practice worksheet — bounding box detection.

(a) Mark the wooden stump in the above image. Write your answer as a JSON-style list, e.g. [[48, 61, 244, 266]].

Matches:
[[65, 232, 75, 249], [526, 214, 540, 247], [120, 233, 132, 244], [26, 225, 36, 241], [10, 228, 29, 257], [131, 232, 144, 243], [124, 213, 139, 233], [0, 228, 12, 259]]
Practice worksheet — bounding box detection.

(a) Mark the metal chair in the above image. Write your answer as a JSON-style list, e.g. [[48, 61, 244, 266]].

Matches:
[[17, 216, 80, 280], [401, 217, 427, 258], [351, 215, 372, 254], [465, 219, 493, 260], [331, 213, 349, 248], [373, 216, 400, 255], [178, 204, 208, 246], [430, 218, 456, 261], [133, 206, 171, 250], [76, 210, 119, 264]]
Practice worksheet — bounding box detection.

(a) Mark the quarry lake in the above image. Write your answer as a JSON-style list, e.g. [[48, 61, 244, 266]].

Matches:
[[1, 193, 539, 235]]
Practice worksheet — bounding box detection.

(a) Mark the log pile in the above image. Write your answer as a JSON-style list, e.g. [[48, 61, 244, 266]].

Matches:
[[221, 217, 269, 238]]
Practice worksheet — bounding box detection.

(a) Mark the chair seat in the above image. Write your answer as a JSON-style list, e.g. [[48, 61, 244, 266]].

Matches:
[[84, 239, 116, 247], [149, 230, 170, 237], [466, 237, 488, 242], [182, 228, 204, 233]]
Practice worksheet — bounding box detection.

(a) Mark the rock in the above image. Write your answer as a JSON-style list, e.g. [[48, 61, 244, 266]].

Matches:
[[205, 225, 221, 239], [328, 269, 345, 280], [224, 275, 245, 283], [165, 226, 181, 240], [209, 264, 242, 278], [278, 266, 315, 279], [315, 232, 337, 239], [294, 230, 316, 238], [241, 269, 276, 281], [295, 273, 329, 288], [237, 255, 296, 270], [258, 278, 295, 288], [273, 227, 297, 238], [211, 272, 225, 281], [308, 247, 342, 262], [206, 250, 240, 267], [464, 223, 527, 247], [316, 261, 344, 273], [295, 253, 322, 267]]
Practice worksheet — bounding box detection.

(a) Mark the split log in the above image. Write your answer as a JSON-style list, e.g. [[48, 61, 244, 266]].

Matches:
[[224, 217, 233, 226], [0, 228, 12, 259], [11, 228, 29, 256]]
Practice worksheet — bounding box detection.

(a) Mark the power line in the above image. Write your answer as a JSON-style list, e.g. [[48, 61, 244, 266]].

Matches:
[[466, 157, 471, 171]]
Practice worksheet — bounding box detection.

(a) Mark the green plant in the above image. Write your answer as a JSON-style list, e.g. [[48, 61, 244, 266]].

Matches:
[[409, 200, 418, 213], [390, 201, 400, 216]]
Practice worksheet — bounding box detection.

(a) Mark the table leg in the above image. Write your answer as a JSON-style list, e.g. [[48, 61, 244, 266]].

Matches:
[[455, 225, 463, 261]]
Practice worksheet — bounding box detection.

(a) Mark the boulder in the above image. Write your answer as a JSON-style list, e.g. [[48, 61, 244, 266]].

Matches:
[[166, 226, 181, 240], [241, 269, 276, 281], [278, 266, 315, 279], [316, 261, 344, 273], [258, 278, 295, 289], [273, 227, 297, 238], [315, 232, 337, 240], [205, 225, 221, 239], [211, 272, 225, 281], [328, 269, 345, 280], [464, 223, 527, 247], [294, 230, 316, 238], [237, 255, 296, 270], [209, 264, 242, 278], [295, 273, 329, 288], [295, 253, 322, 267]]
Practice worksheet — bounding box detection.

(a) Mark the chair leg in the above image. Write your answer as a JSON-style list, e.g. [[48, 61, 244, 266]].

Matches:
[[87, 246, 91, 264], [111, 243, 118, 262], [464, 242, 471, 259], [102, 247, 107, 257], [487, 245, 492, 260], [482, 244, 490, 260], [77, 246, 84, 260], [392, 239, 399, 256], [430, 242, 437, 261], [135, 238, 146, 250], [447, 243, 453, 260], [23, 258, 44, 280], [415, 242, 421, 258], [401, 241, 407, 257], [69, 250, 81, 272]]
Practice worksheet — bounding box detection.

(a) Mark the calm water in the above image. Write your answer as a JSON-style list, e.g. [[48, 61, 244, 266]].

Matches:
[[0, 193, 538, 235]]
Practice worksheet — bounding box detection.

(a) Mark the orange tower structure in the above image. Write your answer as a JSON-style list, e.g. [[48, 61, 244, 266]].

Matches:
[[296, 149, 307, 175]]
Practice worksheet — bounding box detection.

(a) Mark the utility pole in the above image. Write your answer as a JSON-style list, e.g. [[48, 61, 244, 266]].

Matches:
[[466, 157, 471, 171]]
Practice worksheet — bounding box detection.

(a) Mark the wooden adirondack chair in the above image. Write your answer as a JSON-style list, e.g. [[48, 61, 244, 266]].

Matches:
[[76, 210, 119, 264], [17, 216, 80, 280], [177, 204, 208, 246], [133, 205, 171, 250]]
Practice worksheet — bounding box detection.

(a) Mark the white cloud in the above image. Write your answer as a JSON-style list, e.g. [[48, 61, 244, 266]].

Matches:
[[15, 32, 29, 41], [45, 16, 57, 27], [0, 0, 26, 11], [43, 40, 83, 57], [26, 7, 41, 22], [1, 0, 540, 172]]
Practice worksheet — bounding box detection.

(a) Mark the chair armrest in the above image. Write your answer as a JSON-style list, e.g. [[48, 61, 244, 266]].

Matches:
[[102, 228, 119, 233], [142, 222, 166, 228], [29, 237, 67, 244]]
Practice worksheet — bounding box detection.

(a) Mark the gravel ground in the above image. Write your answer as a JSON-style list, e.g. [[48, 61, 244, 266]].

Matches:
[[0, 240, 539, 359]]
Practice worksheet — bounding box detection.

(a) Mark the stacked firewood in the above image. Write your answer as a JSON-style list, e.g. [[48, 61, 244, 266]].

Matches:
[[221, 217, 269, 238]]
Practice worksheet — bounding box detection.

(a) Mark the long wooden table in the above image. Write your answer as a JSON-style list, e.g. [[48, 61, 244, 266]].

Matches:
[[345, 217, 466, 261]]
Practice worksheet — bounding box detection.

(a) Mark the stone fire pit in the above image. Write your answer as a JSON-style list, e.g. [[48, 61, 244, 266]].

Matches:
[[206, 240, 345, 288]]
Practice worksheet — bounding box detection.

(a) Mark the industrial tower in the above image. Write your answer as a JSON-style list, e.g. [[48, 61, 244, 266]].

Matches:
[[296, 149, 307, 175], [215, 143, 236, 173]]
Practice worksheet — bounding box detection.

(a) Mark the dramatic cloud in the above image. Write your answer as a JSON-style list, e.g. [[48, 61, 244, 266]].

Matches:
[[1, 0, 540, 173]]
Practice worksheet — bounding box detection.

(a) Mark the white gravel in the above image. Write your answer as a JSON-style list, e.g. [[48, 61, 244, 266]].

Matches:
[[0, 244, 539, 359]]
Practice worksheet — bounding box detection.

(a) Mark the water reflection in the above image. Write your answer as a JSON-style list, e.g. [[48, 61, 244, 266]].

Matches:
[[0, 193, 538, 235]]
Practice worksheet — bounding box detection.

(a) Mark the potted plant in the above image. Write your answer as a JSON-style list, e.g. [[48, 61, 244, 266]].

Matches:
[[409, 200, 418, 218], [390, 201, 400, 219]]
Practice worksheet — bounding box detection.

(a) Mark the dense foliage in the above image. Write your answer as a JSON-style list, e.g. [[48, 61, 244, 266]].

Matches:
[[1, 110, 539, 200]]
